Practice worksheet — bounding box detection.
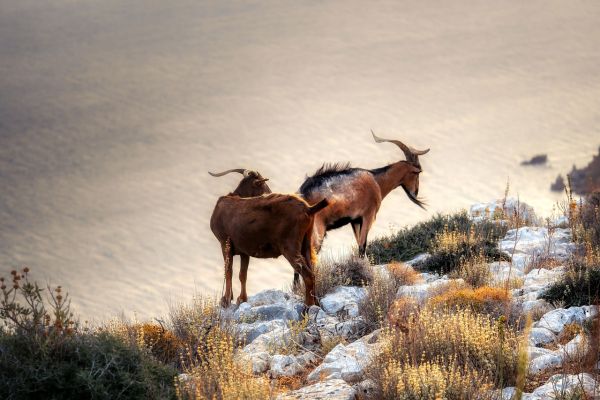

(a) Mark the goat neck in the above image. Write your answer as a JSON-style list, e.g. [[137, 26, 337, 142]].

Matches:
[[372, 162, 411, 199]]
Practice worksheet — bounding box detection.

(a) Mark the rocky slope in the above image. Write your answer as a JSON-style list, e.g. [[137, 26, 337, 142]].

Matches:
[[187, 199, 600, 399]]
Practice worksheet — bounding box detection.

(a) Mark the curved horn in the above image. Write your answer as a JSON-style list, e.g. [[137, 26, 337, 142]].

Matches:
[[208, 168, 250, 177], [371, 130, 430, 161]]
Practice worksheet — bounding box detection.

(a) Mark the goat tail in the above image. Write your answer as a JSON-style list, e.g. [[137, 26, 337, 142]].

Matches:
[[307, 198, 329, 215]]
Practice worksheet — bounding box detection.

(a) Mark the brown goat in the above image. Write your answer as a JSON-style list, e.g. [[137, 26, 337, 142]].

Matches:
[[297, 132, 429, 285], [209, 170, 328, 307], [209, 168, 272, 197]]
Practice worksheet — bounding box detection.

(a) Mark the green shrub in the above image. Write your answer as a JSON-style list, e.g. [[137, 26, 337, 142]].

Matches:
[[0, 268, 176, 400], [0, 331, 177, 400], [366, 211, 507, 267], [419, 239, 509, 275], [541, 259, 600, 307]]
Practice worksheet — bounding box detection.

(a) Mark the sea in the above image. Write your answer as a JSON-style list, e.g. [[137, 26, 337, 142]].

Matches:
[[1, 0, 599, 321]]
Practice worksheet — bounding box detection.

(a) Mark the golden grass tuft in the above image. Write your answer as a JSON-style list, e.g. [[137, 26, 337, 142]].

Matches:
[[176, 325, 272, 400], [387, 262, 422, 286], [368, 306, 521, 398], [452, 253, 492, 288], [428, 286, 512, 317], [381, 357, 494, 400], [359, 267, 399, 331], [387, 296, 420, 333], [433, 225, 476, 253]]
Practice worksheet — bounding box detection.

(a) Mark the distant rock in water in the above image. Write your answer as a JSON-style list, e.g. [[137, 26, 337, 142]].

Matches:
[[551, 146, 600, 194], [521, 154, 548, 166], [551, 175, 566, 192]]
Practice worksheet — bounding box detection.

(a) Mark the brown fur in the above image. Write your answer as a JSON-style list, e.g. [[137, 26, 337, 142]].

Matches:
[[210, 191, 328, 307], [298, 136, 428, 270], [302, 161, 423, 257]]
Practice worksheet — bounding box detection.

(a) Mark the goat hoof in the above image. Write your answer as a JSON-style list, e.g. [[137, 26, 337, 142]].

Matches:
[[220, 296, 231, 308], [236, 296, 247, 305]]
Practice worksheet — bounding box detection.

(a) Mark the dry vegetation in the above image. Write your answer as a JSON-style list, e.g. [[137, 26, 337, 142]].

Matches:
[[358, 263, 421, 332], [369, 306, 521, 399]]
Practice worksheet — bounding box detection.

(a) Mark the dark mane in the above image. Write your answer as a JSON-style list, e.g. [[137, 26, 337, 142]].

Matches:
[[298, 162, 354, 195]]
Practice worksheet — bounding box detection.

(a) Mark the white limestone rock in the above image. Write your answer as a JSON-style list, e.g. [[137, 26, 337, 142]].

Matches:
[[405, 253, 431, 267], [242, 326, 291, 355], [236, 319, 287, 344], [276, 378, 357, 400], [529, 352, 563, 375], [270, 355, 300, 377], [489, 261, 525, 284], [307, 331, 381, 383], [535, 307, 589, 334], [563, 334, 588, 358], [236, 350, 270, 374], [235, 301, 301, 322], [248, 289, 292, 306], [470, 198, 536, 223], [531, 373, 599, 398], [522, 299, 551, 315], [320, 286, 367, 317], [522, 267, 565, 295], [500, 227, 574, 261], [529, 327, 557, 347]]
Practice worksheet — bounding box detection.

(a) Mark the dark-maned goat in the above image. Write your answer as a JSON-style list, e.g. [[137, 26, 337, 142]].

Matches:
[[209, 169, 328, 307], [296, 132, 429, 286]]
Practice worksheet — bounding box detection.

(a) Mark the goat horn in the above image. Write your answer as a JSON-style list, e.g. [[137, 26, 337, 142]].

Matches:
[[208, 169, 250, 177], [371, 130, 429, 160]]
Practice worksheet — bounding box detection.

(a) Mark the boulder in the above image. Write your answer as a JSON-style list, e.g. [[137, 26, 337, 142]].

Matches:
[[405, 253, 431, 266], [529, 353, 563, 375], [236, 320, 286, 344], [562, 334, 588, 358], [307, 331, 381, 383], [236, 351, 270, 374], [270, 355, 302, 377], [535, 307, 589, 334], [529, 327, 556, 347], [320, 286, 367, 317], [521, 299, 550, 315], [469, 198, 536, 223], [242, 326, 291, 355], [248, 289, 292, 306], [235, 302, 300, 322], [531, 373, 599, 398], [276, 378, 356, 400], [499, 227, 574, 262]]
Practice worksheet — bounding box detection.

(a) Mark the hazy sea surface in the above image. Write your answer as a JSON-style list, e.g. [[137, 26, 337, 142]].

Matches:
[[1, 0, 599, 320]]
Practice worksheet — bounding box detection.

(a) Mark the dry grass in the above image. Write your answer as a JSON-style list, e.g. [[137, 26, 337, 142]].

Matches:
[[428, 286, 512, 318], [359, 267, 400, 331], [387, 262, 422, 286], [105, 321, 184, 365], [168, 295, 231, 367], [386, 297, 420, 333], [292, 253, 372, 298], [267, 315, 309, 355], [368, 306, 521, 397], [320, 334, 347, 357], [176, 325, 272, 400], [452, 253, 492, 288], [380, 357, 495, 400]]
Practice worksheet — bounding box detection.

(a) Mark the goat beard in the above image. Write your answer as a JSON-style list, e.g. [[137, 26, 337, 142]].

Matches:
[[401, 185, 426, 209]]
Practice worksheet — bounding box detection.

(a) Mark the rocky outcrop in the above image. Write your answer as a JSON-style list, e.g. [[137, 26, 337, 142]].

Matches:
[[276, 379, 356, 400], [221, 201, 598, 399]]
